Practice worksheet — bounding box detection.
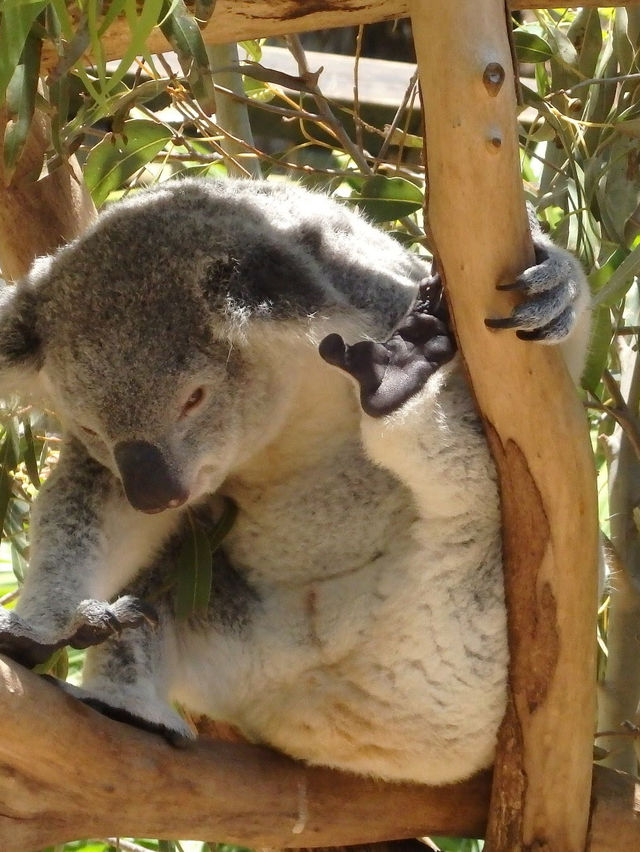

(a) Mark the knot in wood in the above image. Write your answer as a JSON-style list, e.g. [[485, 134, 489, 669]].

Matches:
[[483, 62, 505, 97]]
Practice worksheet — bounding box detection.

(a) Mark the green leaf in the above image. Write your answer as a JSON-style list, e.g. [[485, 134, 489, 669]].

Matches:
[[569, 8, 603, 78], [0, 0, 47, 107], [206, 497, 238, 552], [0, 422, 19, 541], [513, 30, 553, 63], [20, 416, 40, 489], [243, 75, 275, 103], [592, 243, 640, 307], [175, 516, 213, 621], [3, 30, 41, 181], [83, 119, 173, 206], [581, 306, 613, 394], [159, 0, 216, 114], [347, 175, 423, 223], [240, 39, 263, 62]]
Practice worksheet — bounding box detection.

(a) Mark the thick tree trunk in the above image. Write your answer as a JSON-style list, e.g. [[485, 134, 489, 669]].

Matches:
[[411, 2, 598, 851]]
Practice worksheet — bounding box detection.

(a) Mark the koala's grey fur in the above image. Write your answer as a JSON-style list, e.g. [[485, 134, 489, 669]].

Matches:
[[0, 178, 591, 784]]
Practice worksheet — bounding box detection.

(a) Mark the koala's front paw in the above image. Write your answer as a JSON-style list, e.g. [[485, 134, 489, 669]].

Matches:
[[319, 273, 456, 417], [0, 608, 66, 668], [47, 677, 195, 747], [485, 240, 588, 342], [68, 595, 158, 649]]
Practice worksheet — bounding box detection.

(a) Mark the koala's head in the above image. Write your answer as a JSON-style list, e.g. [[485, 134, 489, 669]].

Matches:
[[0, 179, 397, 513]]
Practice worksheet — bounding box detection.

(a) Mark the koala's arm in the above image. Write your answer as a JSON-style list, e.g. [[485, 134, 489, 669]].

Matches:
[[321, 222, 591, 519], [485, 211, 592, 384], [0, 438, 179, 667]]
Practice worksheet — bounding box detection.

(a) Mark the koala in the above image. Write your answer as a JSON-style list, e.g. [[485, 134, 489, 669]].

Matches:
[[0, 178, 590, 785]]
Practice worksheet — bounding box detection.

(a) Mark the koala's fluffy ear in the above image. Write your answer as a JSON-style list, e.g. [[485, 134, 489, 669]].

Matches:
[[0, 279, 42, 391], [202, 239, 334, 323]]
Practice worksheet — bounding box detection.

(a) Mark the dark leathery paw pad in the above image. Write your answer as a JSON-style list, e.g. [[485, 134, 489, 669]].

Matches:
[[319, 285, 456, 417]]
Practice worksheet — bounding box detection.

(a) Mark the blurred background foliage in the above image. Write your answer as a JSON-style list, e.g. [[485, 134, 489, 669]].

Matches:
[[1, 3, 640, 851]]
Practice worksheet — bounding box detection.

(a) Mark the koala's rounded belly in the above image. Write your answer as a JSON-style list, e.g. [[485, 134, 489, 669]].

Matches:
[[168, 537, 508, 784]]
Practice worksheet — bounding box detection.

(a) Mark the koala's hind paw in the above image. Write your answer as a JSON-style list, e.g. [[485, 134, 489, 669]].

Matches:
[[0, 608, 66, 668], [485, 240, 587, 343], [319, 273, 456, 418], [69, 595, 158, 649], [46, 677, 195, 747]]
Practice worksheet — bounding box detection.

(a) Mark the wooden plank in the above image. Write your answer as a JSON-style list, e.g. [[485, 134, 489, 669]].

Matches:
[[411, 0, 598, 850], [39, 0, 640, 75]]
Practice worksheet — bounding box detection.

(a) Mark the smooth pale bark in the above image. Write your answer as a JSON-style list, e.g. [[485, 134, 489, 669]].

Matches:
[[38, 0, 640, 75], [411, 2, 598, 851], [0, 656, 639, 852]]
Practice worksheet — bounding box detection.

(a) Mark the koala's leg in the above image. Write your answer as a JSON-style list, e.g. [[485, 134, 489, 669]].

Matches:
[[56, 605, 194, 745], [0, 438, 181, 667]]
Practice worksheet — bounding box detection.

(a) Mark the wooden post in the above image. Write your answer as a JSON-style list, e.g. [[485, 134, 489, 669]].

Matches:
[[411, 2, 598, 850]]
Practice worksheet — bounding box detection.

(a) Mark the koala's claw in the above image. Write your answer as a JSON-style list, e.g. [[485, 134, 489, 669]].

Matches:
[[486, 237, 585, 343], [319, 272, 456, 418], [0, 610, 65, 668], [0, 595, 158, 669], [69, 596, 158, 649]]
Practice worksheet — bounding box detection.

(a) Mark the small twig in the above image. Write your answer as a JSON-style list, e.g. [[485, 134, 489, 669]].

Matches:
[[353, 25, 365, 153], [0, 589, 19, 607], [103, 839, 154, 852], [551, 72, 640, 98], [285, 34, 423, 237], [374, 67, 420, 170]]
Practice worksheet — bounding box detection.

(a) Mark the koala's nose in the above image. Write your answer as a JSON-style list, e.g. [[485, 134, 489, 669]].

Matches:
[[114, 440, 189, 513]]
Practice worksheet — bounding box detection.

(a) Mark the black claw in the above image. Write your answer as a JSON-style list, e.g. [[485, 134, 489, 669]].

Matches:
[[485, 316, 521, 331], [496, 280, 526, 292], [516, 328, 544, 341]]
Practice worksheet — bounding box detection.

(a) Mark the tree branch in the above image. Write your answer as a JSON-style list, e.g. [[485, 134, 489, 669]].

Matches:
[[38, 0, 640, 75], [410, 1, 598, 850], [0, 655, 639, 852]]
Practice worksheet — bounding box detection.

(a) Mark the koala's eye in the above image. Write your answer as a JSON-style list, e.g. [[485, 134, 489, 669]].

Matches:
[[181, 387, 205, 418]]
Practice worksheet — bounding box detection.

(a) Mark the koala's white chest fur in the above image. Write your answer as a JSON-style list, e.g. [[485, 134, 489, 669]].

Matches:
[[165, 361, 508, 784]]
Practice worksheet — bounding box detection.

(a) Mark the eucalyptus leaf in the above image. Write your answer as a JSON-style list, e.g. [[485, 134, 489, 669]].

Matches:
[[581, 305, 613, 393], [593, 242, 640, 306], [347, 175, 423, 223], [0, 0, 47, 107], [513, 30, 553, 64], [569, 8, 602, 79], [175, 518, 213, 621], [240, 40, 263, 62], [0, 424, 19, 541], [160, 0, 216, 114], [3, 30, 41, 181], [84, 119, 173, 206], [20, 416, 40, 489]]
